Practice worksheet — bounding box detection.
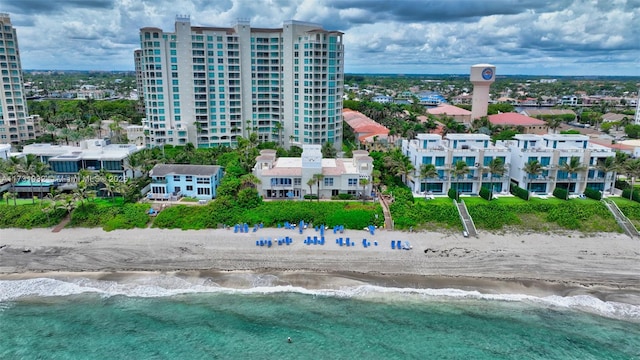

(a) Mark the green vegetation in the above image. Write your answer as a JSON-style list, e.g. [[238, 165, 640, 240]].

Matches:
[[152, 201, 384, 231], [0, 202, 66, 228], [69, 199, 151, 231]]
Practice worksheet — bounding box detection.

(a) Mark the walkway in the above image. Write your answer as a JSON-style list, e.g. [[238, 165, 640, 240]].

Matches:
[[51, 214, 71, 233], [602, 199, 639, 238], [378, 194, 394, 230]]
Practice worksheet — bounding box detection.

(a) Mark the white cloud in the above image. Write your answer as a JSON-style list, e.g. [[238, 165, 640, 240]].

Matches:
[[5, 0, 639, 75]]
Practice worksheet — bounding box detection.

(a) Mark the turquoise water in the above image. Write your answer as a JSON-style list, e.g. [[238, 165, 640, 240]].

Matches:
[[1, 278, 639, 359]]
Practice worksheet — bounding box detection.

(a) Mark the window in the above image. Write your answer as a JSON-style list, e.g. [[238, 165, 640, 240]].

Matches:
[[324, 177, 334, 187], [197, 177, 210, 184], [348, 178, 357, 186], [186, 176, 193, 182], [173, 175, 180, 181], [186, 185, 193, 191], [197, 188, 211, 195], [435, 157, 445, 166]]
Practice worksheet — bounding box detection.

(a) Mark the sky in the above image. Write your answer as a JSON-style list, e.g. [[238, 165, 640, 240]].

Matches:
[[3, 0, 640, 76]]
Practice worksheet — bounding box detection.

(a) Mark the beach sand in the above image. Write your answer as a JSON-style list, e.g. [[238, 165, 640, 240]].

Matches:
[[0, 227, 638, 304]]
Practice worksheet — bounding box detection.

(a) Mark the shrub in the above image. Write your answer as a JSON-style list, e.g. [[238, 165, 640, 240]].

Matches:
[[621, 188, 640, 202], [510, 183, 529, 200], [583, 187, 602, 201], [303, 194, 318, 200], [552, 187, 568, 200], [479, 186, 492, 201], [447, 188, 459, 200], [333, 193, 355, 200]]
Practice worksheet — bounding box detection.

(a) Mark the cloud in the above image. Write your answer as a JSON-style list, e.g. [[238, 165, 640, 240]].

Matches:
[[5, 0, 639, 75]]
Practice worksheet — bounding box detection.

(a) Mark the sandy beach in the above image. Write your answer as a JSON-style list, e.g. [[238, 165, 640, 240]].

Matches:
[[0, 227, 639, 304]]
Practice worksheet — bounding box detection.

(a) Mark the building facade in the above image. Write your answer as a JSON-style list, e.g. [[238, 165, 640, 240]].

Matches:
[[148, 164, 224, 200], [137, 16, 344, 149], [21, 139, 143, 181], [499, 134, 616, 194], [0, 13, 39, 144], [253, 145, 373, 200], [402, 134, 511, 195]]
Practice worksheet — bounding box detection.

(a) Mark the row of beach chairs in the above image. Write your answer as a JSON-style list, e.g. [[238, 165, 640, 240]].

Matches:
[[304, 236, 325, 245], [234, 223, 250, 233], [256, 236, 293, 247], [391, 240, 412, 250]]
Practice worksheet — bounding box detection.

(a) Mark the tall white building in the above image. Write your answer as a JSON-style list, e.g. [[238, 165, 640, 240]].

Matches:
[[0, 13, 39, 144], [470, 64, 495, 120], [137, 16, 344, 149]]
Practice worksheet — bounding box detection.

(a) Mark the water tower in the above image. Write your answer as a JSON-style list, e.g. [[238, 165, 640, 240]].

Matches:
[[470, 64, 496, 120]]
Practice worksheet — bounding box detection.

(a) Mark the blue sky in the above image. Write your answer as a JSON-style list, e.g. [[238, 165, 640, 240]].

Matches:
[[4, 0, 640, 76]]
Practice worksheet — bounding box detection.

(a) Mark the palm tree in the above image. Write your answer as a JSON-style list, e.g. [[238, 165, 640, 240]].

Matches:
[[239, 173, 261, 189], [306, 178, 315, 201], [100, 173, 120, 202], [57, 193, 78, 217], [522, 159, 543, 198], [419, 163, 438, 193], [620, 158, 640, 200], [560, 156, 587, 198], [22, 154, 38, 204], [73, 180, 90, 208], [5, 156, 22, 205], [312, 173, 325, 202], [359, 178, 370, 203], [33, 161, 51, 201], [486, 158, 506, 197], [594, 157, 617, 194], [384, 148, 415, 184], [450, 160, 470, 199]]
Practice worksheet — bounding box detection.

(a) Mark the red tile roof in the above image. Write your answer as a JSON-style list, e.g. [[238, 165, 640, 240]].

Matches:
[[427, 104, 471, 116], [343, 109, 389, 142], [488, 113, 547, 126]]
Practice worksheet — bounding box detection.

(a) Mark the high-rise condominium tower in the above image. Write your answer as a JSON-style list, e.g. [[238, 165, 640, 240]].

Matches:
[[137, 16, 344, 149], [0, 13, 38, 144]]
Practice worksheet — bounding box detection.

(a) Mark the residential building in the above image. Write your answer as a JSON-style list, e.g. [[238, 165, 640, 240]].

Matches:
[[499, 134, 616, 194], [137, 16, 344, 149], [253, 145, 373, 199], [148, 164, 224, 200], [21, 139, 143, 181], [0, 143, 10, 159], [343, 108, 389, 144], [418, 91, 447, 105], [427, 104, 472, 125], [521, 108, 576, 121], [488, 113, 548, 134], [601, 112, 627, 123], [0, 14, 39, 144], [371, 95, 393, 103], [133, 49, 146, 115], [401, 133, 510, 195]]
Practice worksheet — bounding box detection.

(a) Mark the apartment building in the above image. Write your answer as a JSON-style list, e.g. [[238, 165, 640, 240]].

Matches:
[[0, 13, 39, 144], [137, 16, 344, 149], [402, 134, 511, 195], [499, 134, 616, 194], [253, 145, 373, 200]]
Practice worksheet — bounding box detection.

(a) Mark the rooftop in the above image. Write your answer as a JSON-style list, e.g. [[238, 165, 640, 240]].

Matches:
[[488, 113, 547, 126], [151, 164, 222, 177]]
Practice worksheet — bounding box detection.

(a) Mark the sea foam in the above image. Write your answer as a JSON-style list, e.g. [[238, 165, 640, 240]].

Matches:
[[0, 276, 638, 321]]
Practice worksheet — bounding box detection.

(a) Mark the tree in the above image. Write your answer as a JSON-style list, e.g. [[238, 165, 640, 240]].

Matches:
[[21, 154, 38, 204], [306, 178, 315, 201], [559, 156, 587, 198], [359, 178, 370, 203], [620, 158, 640, 200], [485, 158, 506, 197], [312, 173, 325, 202], [544, 117, 563, 134], [522, 159, 543, 197], [57, 193, 78, 216], [239, 173, 261, 189], [384, 148, 415, 184], [419, 163, 438, 192], [321, 141, 337, 158], [31, 161, 50, 202], [4, 156, 22, 205], [450, 160, 470, 199], [595, 157, 617, 194]]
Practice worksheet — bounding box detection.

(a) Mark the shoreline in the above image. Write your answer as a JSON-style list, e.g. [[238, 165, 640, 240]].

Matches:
[[0, 227, 639, 305]]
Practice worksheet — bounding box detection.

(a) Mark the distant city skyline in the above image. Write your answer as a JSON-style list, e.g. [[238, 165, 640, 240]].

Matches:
[[3, 0, 640, 76]]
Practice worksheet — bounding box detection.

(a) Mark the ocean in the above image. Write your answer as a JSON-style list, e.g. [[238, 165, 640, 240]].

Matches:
[[1, 275, 639, 360]]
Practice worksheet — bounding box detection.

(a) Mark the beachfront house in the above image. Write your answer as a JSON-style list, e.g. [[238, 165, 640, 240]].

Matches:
[[402, 133, 511, 195], [498, 134, 616, 195], [148, 164, 224, 201], [21, 139, 144, 182], [253, 145, 374, 200]]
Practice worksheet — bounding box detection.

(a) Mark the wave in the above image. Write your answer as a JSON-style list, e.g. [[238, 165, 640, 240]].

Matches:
[[0, 275, 638, 321]]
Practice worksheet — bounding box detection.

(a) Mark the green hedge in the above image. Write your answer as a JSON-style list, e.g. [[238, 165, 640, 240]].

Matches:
[[584, 187, 602, 201], [447, 188, 459, 200], [552, 187, 568, 200], [510, 183, 529, 200], [621, 189, 640, 202], [479, 186, 492, 201]]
